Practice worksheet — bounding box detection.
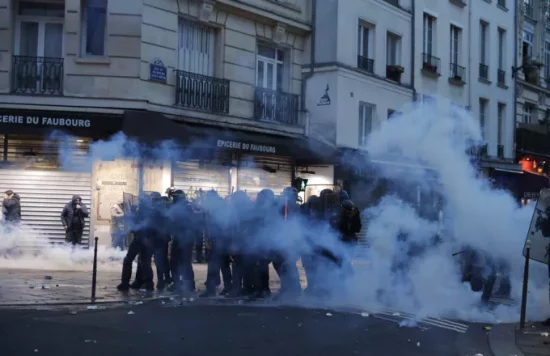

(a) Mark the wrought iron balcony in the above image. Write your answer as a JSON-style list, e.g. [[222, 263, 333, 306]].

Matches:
[[498, 69, 506, 86], [357, 56, 374, 74], [254, 87, 299, 126], [479, 63, 489, 81], [449, 62, 465, 82], [422, 53, 440, 75], [175, 70, 230, 114], [11, 56, 63, 95]]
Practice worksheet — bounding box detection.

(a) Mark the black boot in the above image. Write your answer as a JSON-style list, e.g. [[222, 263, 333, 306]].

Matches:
[[117, 283, 130, 292]]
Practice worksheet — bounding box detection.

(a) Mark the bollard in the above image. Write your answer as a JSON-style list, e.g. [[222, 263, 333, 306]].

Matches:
[[91, 237, 99, 303], [519, 240, 531, 330]]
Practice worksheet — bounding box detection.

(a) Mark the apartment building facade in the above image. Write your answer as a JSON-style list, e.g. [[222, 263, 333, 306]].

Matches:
[[303, 0, 414, 214], [0, 0, 334, 247], [515, 0, 550, 204]]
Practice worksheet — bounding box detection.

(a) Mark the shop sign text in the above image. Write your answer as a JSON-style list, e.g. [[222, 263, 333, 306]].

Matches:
[[217, 140, 276, 154], [0, 114, 91, 128]]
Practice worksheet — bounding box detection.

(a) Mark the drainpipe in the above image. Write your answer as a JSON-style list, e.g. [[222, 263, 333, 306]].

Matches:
[[411, 0, 416, 101], [468, 0, 472, 114], [300, 0, 316, 125], [513, 0, 518, 163]]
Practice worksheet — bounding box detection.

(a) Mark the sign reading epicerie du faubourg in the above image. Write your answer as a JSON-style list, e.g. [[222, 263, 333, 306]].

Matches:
[[217, 139, 276, 154], [0, 114, 92, 128]]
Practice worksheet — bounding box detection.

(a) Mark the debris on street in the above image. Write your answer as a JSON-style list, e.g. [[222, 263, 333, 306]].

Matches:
[[128, 311, 135, 315], [326, 313, 333, 317], [360, 312, 369, 317], [87, 306, 98, 310], [44, 276, 52, 280]]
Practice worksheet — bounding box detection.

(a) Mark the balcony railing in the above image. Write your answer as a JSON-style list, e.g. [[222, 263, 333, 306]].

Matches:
[[449, 62, 465, 82], [479, 63, 489, 80], [498, 69, 506, 86], [254, 87, 299, 126], [357, 56, 374, 74], [11, 56, 63, 95], [175, 70, 230, 114], [422, 53, 440, 75]]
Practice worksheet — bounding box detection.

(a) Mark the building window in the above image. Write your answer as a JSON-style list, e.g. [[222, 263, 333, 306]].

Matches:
[[523, 102, 535, 124], [450, 25, 461, 65], [386, 32, 401, 66], [256, 44, 285, 91], [357, 22, 374, 72], [498, 28, 505, 70], [479, 98, 488, 138], [423, 14, 435, 55], [359, 102, 374, 147], [178, 19, 215, 76], [524, 0, 534, 19], [523, 30, 534, 60], [497, 103, 505, 146], [81, 0, 107, 57], [480, 21, 489, 65]]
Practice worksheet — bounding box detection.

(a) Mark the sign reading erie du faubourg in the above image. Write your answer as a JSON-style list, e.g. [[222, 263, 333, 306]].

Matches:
[[0, 114, 92, 128]]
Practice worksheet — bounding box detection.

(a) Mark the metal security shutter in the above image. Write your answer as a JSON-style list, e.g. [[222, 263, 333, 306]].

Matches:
[[0, 169, 92, 246], [237, 154, 292, 198], [173, 156, 231, 199]]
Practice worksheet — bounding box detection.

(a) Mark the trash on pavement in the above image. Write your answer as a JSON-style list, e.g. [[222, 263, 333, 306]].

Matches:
[[44, 276, 52, 280], [326, 313, 333, 317], [189, 298, 195, 302], [86, 306, 98, 310], [70, 311, 77, 315], [34, 349, 38, 352], [29, 286, 34, 289], [128, 301, 143, 305], [474, 354, 484, 356], [399, 319, 418, 328], [128, 311, 135, 315], [416, 342, 420, 347], [483, 326, 492, 331], [41, 285, 49, 289], [360, 312, 369, 317], [84, 340, 97, 344], [542, 332, 549, 337]]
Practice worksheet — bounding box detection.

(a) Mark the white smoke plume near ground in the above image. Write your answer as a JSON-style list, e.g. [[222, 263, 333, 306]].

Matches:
[[0, 224, 125, 272], [334, 97, 549, 323]]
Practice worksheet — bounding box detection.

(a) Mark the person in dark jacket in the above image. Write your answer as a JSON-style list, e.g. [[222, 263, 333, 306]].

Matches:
[[228, 190, 255, 297], [61, 195, 89, 246], [253, 189, 276, 298], [151, 193, 171, 290], [3, 190, 21, 225], [167, 190, 196, 294], [200, 190, 232, 297], [117, 195, 155, 292], [272, 187, 302, 300]]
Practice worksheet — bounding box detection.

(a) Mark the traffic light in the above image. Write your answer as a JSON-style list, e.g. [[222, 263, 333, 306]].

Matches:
[[293, 178, 308, 192]]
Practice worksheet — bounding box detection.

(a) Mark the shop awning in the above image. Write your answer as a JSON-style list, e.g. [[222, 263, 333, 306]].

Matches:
[[121, 110, 339, 163]]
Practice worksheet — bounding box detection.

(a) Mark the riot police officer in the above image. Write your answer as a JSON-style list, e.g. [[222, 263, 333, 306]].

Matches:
[[272, 187, 302, 300], [253, 189, 276, 298], [117, 194, 155, 292], [167, 190, 196, 294], [152, 193, 171, 290]]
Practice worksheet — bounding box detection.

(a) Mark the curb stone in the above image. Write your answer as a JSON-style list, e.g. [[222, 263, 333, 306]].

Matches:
[[488, 324, 525, 356]]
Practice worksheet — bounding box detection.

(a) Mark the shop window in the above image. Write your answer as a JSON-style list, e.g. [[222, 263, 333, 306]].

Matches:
[[81, 0, 107, 57]]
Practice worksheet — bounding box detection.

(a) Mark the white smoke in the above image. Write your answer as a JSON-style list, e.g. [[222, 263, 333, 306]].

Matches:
[[334, 97, 549, 323]]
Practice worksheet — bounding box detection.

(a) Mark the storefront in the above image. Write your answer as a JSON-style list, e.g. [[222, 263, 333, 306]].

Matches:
[[0, 109, 123, 246], [237, 154, 293, 198]]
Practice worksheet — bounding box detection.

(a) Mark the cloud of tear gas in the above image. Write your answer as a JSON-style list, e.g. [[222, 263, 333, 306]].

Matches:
[[2, 104, 547, 325], [336, 96, 548, 323]]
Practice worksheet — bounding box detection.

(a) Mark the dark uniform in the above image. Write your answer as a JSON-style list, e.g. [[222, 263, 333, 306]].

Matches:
[[253, 189, 276, 298], [272, 187, 302, 300], [228, 191, 255, 297], [152, 194, 171, 290], [168, 190, 196, 294], [3, 190, 21, 226], [117, 195, 155, 292], [200, 191, 232, 297]]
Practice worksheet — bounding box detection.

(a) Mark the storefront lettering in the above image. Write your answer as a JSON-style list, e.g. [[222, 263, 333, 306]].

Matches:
[[0, 115, 91, 128], [217, 140, 276, 154]]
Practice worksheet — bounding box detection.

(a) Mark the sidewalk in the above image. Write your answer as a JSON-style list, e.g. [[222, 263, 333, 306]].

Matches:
[[0, 263, 306, 307], [486, 321, 550, 356]]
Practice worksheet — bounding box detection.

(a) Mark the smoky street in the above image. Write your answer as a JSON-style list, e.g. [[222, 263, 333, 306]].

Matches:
[[0, 303, 489, 356]]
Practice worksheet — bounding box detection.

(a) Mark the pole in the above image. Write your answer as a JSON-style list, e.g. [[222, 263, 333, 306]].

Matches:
[[519, 240, 531, 329], [91, 236, 98, 303]]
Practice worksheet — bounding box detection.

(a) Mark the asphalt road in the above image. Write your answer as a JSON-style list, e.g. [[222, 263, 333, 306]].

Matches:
[[0, 302, 491, 356]]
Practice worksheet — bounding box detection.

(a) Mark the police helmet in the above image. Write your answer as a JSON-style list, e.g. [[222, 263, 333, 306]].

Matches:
[[282, 186, 298, 201], [172, 189, 186, 202], [319, 189, 334, 199], [341, 199, 356, 213], [257, 189, 275, 205], [339, 190, 350, 202]]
